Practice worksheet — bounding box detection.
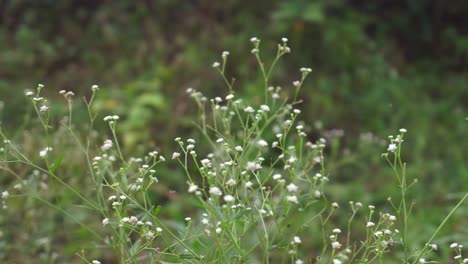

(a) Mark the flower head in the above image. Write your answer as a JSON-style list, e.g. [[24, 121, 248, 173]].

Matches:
[[388, 143, 397, 152], [286, 183, 298, 192], [209, 187, 222, 196], [332, 241, 342, 249]]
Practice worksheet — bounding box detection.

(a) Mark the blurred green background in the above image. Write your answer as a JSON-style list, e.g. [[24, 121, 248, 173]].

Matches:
[[0, 0, 467, 262]]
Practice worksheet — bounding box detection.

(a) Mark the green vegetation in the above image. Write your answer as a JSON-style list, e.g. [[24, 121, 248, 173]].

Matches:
[[0, 1, 467, 263]]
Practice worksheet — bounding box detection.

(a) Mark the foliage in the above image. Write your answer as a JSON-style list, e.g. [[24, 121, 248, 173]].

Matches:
[[0, 38, 467, 263], [0, 1, 467, 263]]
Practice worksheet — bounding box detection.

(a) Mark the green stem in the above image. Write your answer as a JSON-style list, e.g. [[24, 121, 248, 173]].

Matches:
[[411, 192, 468, 264]]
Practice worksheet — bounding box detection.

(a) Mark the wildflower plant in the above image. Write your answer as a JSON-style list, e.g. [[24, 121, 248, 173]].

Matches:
[[0, 38, 466, 263]]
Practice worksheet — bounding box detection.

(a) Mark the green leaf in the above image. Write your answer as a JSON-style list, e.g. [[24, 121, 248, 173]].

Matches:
[[271, 240, 288, 249], [179, 254, 195, 259], [302, 3, 324, 23], [49, 154, 64, 173], [136, 93, 166, 110], [154, 205, 162, 217]]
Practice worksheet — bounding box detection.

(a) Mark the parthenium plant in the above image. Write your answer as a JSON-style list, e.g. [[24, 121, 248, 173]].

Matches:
[[0, 38, 466, 264]]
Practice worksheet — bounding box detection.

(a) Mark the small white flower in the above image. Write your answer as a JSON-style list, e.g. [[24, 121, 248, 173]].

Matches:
[[200, 159, 212, 167], [39, 147, 52, 158], [40, 148, 51, 156], [288, 156, 297, 164], [246, 161, 261, 171], [91, 84, 99, 91], [332, 202, 339, 208], [286, 183, 298, 192], [419, 258, 426, 264], [293, 81, 301, 87], [102, 218, 109, 226], [201, 218, 209, 225], [101, 139, 113, 151], [103, 115, 119, 122], [108, 195, 117, 201], [450, 243, 458, 248], [188, 184, 198, 193], [146, 231, 155, 239], [250, 37, 259, 43], [172, 152, 181, 159], [244, 106, 255, 113], [430, 244, 438, 251], [389, 215, 397, 221], [260, 105, 270, 112], [209, 187, 223, 196], [185, 217, 191, 221], [216, 227, 222, 234], [245, 181, 253, 188], [333, 259, 342, 264], [2, 191, 9, 199], [295, 260, 303, 264], [25, 90, 34, 96], [225, 94, 234, 100], [39, 105, 48, 112], [286, 195, 299, 204], [315, 190, 321, 198], [388, 143, 397, 152], [332, 228, 341, 234], [273, 174, 282, 180], [186, 144, 195, 150], [235, 146, 243, 152], [399, 128, 407, 133], [293, 236, 302, 244], [226, 179, 236, 186], [129, 216, 138, 224], [332, 241, 342, 249], [212, 62, 220, 68], [224, 195, 235, 203], [156, 227, 163, 232], [366, 222, 375, 227], [257, 139, 268, 147], [91, 260, 101, 264]]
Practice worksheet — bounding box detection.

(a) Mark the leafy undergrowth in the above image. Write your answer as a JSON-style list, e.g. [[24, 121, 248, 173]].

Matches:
[[0, 39, 466, 264]]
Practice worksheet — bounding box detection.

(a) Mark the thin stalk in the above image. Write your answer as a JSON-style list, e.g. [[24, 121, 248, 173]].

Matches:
[[411, 192, 468, 264]]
